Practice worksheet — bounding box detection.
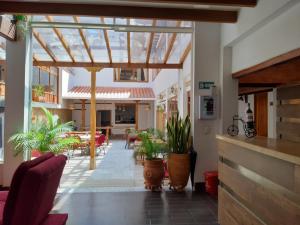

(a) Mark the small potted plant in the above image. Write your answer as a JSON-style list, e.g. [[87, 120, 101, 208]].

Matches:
[[167, 113, 192, 192], [32, 85, 45, 102], [9, 107, 79, 156], [135, 131, 167, 191]]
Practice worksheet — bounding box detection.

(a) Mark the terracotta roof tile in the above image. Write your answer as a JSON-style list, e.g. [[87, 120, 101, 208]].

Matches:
[[66, 86, 155, 100]]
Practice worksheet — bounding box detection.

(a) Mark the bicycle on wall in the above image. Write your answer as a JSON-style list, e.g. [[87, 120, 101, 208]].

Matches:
[[227, 115, 257, 138]]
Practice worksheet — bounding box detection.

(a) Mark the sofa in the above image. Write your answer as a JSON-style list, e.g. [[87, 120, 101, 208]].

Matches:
[[0, 152, 68, 225]]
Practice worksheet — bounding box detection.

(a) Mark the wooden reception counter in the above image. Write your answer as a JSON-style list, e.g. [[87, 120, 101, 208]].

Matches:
[[217, 135, 300, 225]]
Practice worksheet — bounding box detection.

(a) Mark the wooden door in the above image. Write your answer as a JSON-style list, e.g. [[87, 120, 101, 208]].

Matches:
[[254, 92, 268, 137]]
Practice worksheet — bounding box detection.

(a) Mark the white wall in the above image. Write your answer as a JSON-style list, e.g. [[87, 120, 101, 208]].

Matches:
[[192, 22, 221, 182], [232, 1, 300, 72]]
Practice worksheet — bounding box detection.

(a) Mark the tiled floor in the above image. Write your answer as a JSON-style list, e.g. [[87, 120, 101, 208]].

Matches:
[[59, 140, 144, 192], [53, 191, 218, 225]]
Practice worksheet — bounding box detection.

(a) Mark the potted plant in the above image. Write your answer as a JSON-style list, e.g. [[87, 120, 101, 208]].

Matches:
[[136, 132, 167, 191], [9, 107, 78, 156], [32, 85, 45, 102], [167, 113, 191, 192]]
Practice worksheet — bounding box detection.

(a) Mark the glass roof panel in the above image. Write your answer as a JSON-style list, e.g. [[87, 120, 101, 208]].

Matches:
[[78, 16, 100, 24], [32, 37, 52, 61], [32, 15, 47, 22], [33, 28, 72, 62], [59, 28, 90, 62], [168, 33, 192, 64], [51, 16, 74, 23], [149, 33, 167, 63], [108, 31, 128, 63], [130, 19, 154, 26], [84, 29, 109, 62], [130, 32, 150, 63]]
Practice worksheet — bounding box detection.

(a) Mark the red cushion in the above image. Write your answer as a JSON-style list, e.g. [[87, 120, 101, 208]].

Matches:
[[7, 155, 66, 225], [0, 200, 5, 225], [3, 153, 54, 225], [40, 214, 68, 225], [0, 191, 8, 202]]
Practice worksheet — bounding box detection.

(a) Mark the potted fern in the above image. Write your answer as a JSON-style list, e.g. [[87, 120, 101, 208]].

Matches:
[[167, 113, 191, 191], [136, 131, 167, 191], [9, 107, 78, 156], [32, 85, 45, 102]]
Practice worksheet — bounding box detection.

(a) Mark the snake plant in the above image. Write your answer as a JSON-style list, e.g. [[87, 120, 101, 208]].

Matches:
[[167, 113, 191, 154]]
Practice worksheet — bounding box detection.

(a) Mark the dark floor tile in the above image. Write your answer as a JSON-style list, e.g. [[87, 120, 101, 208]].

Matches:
[[54, 191, 218, 225]]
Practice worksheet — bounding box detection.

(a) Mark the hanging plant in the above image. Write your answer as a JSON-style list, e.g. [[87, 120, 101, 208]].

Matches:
[[12, 15, 29, 40]]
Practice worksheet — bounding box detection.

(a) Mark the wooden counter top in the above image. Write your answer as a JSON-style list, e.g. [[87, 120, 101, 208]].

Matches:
[[216, 134, 300, 165]]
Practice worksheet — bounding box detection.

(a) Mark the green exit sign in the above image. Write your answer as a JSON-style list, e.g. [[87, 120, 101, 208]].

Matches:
[[199, 81, 215, 90]]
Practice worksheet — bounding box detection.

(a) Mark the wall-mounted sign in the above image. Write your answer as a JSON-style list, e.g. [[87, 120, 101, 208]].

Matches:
[[199, 81, 215, 90]]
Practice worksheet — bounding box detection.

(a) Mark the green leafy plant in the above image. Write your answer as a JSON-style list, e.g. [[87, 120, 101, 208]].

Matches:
[[135, 132, 168, 160], [9, 107, 79, 156], [167, 113, 191, 154], [33, 85, 45, 97]]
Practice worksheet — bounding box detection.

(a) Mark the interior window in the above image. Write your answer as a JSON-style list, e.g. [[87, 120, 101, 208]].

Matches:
[[115, 104, 136, 124], [114, 68, 148, 82]]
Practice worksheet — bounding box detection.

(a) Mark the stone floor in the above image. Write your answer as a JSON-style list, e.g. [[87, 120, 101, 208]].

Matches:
[[53, 191, 218, 225], [59, 140, 145, 193]]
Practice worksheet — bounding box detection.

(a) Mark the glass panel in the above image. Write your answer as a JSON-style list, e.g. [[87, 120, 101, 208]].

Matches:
[[84, 29, 109, 62], [78, 16, 100, 24], [40, 69, 49, 86], [150, 33, 167, 63], [50, 74, 57, 95], [130, 32, 149, 63], [32, 37, 53, 61], [130, 19, 153, 26], [59, 28, 90, 62], [32, 15, 47, 22], [116, 68, 147, 82], [156, 20, 178, 27], [51, 16, 74, 23], [32, 67, 40, 85], [115, 104, 136, 124], [168, 33, 192, 63], [108, 31, 128, 62], [34, 28, 72, 62]]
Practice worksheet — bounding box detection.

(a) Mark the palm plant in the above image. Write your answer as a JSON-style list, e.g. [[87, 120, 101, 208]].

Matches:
[[9, 107, 78, 156], [136, 132, 167, 160], [167, 113, 191, 154]]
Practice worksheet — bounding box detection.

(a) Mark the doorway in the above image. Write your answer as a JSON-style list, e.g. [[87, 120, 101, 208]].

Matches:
[[254, 92, 268, 137], [97, 110, 112, 127]]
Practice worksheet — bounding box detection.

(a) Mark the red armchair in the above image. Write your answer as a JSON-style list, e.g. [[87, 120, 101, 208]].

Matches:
[[0, 153, 68, 225]]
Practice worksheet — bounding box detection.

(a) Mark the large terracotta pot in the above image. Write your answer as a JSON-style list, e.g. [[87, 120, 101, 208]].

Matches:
[[144, 159, 164, 191], [168, 153, 190, 191]]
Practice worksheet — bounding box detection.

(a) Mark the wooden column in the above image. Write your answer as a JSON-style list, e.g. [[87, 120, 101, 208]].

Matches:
[[135, 101, 139, 130], [86, 67, 102, 170], [81, 99, 86, 131]]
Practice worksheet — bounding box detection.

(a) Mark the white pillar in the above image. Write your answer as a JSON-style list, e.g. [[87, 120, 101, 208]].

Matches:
[[3, 28, 32, 186], [192, 22, 221, 183], [219, 47, 238, 134], [177, 69, 187, 118]]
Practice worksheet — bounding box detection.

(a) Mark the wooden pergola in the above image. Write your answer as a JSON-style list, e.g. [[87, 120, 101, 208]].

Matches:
[[28, 15, 193, 170]]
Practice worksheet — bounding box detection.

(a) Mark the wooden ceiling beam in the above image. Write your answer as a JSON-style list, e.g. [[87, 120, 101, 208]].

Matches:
[[0, 1, 238, 23], [163, 21, 181, 64], [101, 17, 113, 64], [73, 16, 94, 63], [46, 16, 76, 62], [33, 61, 183, 69], [146, 20, 157, 64], [127, 19, 131, 64], [33, 30, 57, 62], [180, 41, 192, 64], [125, 0, 257, 7]]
